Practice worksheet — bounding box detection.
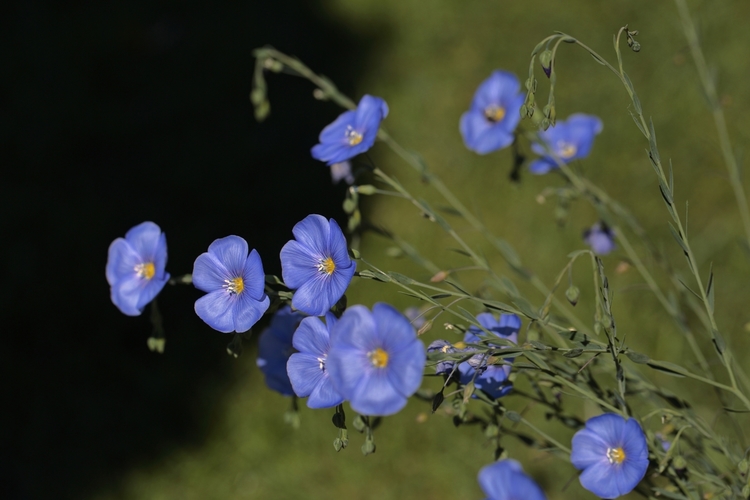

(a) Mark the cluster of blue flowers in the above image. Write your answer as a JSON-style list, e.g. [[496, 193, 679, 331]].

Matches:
[[104, 69, 645, 498]]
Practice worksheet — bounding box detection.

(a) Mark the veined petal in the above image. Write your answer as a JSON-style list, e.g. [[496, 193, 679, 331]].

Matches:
[[354, 95, 388, 129], [291, 215, 330, 258], [571, 428, 609, 470], [578, 460, 623, 499], [307, 375, 344, 409], [326, 346, 371, 398], [194, 290, 235, 333], [478, 460, 547, 500], [153, 232, 168, 279], [330, 305, 378, 352], [372, 303, 418, 349], [106, 238, 140, 285], [207, 236, 249, 277], [110, 275, 147, 316], [242, 249, 266, 300], [193, 253, 230, 292], [291, 274, 340, 317], [287, 353, 324, 398], [124, 221, 163, 261], [327, 218, 352, 267], [280, 240, 320, 289], [622, 419, 649, 459], [318, 110, 358, 144], [292, 316, 331, 357], [232, 290, 269, 333], [136, 273, 169, 311], [385, 339, 425, 398], [582, 413, 626, 447], [349, 368, 406, 416]]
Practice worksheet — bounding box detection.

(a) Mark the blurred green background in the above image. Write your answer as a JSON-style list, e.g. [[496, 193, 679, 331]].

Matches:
[[7, 0, 750, 498]]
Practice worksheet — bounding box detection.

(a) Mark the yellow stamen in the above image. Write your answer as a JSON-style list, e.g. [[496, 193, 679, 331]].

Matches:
[[346, 126, 363, 146], [135, 262, 155, 280], [557, 141, 578, 159], [607, 447, 626, 464], [484, 105, 506, 123], [368, 348, 389, 368], [317, 257, 336, 275], [223, 277, 244, 295]]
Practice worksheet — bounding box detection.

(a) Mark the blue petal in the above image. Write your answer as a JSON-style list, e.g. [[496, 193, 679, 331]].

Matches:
[[622, 418, 649, 460], [586, 230, 616, 255], [372, 303, 418, 349], [291, 275, 334, 316], [478, 460, 547, 500], [207, 235, 248, 277], [280, 240, 319, 290], [135, 273, 169, 311], [124, 221, 163, 261], [578, 460, 624, 499], [193, 252, 230, 292], [471, 70, 521, 111], [307, 374, 345, 409], [385, 338, 425, 398], [583, 413, 627, 447], [194, 290, 235, 333], [528, 158, 555, 174], [292, 316, 330, 357], [106, 238, 140, 285], [472, 123, 514, 155], [326, 345, 371, 400], [110, 275, 147, 316], [287, 352, 324, 398], [242, 249, 267, 300], [291, 214, 330, 258], [349, 368, 406, 416], [459, 110, 493, 154], [571, 427, 609, 470], [327, 218, 352, 268], [331, 305, 379, 353], [311, 141, 355, 165], [354, 95, 388, 128], [232, 290, 269, 333], [318, 109, 357, 144], [153, 232, 168, 279]]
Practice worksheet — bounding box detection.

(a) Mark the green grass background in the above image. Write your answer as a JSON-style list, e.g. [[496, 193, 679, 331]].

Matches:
[[94, 1, 750, 498]]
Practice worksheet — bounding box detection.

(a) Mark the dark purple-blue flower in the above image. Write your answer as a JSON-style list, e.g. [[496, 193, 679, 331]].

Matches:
[[326, 303, 426, 416], [478, 459, 547, 500], [571, 413, 649, 499], [280, 214, 356, 317], [529, 113, 603, 174], [584, 222, 616, 256], [193, 236, 270, 333], [311, 95, 388, 165], [106, 221, 170, 316], [458, 313, 520, 399], [257, 305, 306, 396], [460, 70, 524, 155], [427, 339, 462, 375], [286, 312, 345, 408]]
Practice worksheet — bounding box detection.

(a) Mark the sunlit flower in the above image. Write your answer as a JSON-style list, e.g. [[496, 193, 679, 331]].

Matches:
[[584, 222, 616, 255], [257, 306, 306, 396], [193, 235, 270, 333], [571, 413, 649, 499], [478, 459, 547, 500], [460, 70, 524, 154], [311, 95, 389, 165], [330, 161, 355, 185], [106, 221, 170, 316], [326, 303, 426, 416], [529, 113, 603, 174], [280, 214, 356, 316], [287, 313, 345, 408], [458, 313, 520, 399]]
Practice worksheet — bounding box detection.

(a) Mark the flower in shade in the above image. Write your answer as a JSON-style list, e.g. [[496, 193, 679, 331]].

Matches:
[[529, 113, 603, 174], [330, 161, 355, 185], [287, 313, 345, 408], [280, 214, 356, 317], [193, 235, 270, 333], [460, 70, 524, 155], [571, 413, 649, 499], [257, 306, 306, 396], [311, 95, 389, 165], [326, 303, 426, 416], [427, 339, 462, 375], [584, 222, 616, 256], [106, 221, 170, 316], [458, 313, 520, 399], [478, 459, 547, 500]]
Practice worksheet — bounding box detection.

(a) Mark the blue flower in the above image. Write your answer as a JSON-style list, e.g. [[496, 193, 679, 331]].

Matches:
[[584, 222, 616, 256], [458, 313, 520, 399], [280, 214, 356, 317], [427, 339, 462, 375], [311, 95, 389, 165], [460, 70, 524, 155], [478, 459, 547, 500], [193, 236, 270, 333], [529, 113, 603, 174], [257, 306, 306, 396], [287, 313, 345, 408], [571, 413, 649, 499], [326, 303, 426, 416], [106, 221, 170, 316]]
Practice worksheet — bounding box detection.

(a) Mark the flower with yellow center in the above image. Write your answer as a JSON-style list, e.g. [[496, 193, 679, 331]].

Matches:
[[135, 262, 156, 280]]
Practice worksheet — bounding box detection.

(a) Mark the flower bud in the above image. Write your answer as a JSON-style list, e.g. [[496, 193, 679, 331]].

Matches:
[[539, 49, 553, 78]]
